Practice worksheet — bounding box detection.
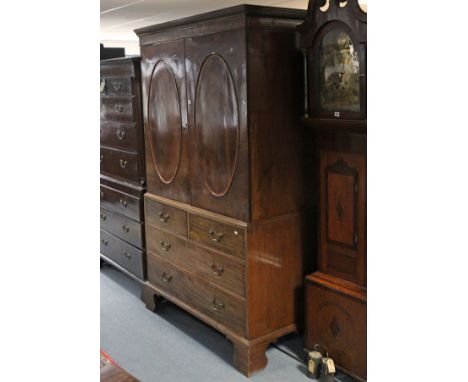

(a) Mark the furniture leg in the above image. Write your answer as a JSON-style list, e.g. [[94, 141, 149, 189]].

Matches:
[[232, 339, 270, 377], [141, 284, 160, 312]]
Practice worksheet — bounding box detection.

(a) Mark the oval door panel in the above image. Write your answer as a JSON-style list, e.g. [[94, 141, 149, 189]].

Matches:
[[195, 54, 239, 196], [148, 60, 182, 184]]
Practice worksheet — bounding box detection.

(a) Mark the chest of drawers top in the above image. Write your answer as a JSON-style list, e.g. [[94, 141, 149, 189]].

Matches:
[[100, 57, 145, 186], [100, 57, 141, 124], [100, 56, 140, 80]]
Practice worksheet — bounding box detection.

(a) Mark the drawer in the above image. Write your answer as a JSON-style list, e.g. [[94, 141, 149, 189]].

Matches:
[[100, 96, 135, 122], [100, 207, 144, 248], [100, 121, 139, 152], [100, 230, 145, 280], [147, 254, 245, 334], [189, 215, 245, 258], [100, 184, 143, 221], [145, 198, 187, 237], [105, 77, 133, 96], [100, 147, 143, 184], [147, 226, 245, 297]]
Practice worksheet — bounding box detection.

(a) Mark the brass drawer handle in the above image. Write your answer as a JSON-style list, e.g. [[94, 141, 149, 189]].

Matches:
[[100, 154, 103, 163], [114, 104, 124, 112], [100, 190, 104, 198], [161, 272, 172, 283], [159, 212, 170, 222], [100, 79, 105, 93], [209, 229, 224, 243], [122, 224, 130, 233], [159, 241, 171, 252], [123, 251, 131, 260], [113, 81, 122, 92], [120, 199, 127, 208], [209, 263, 224, 276], [209, 297, 225, 312], [101, 239, 108, 246], [120, 159, 127, 168], [116, 129, 125, 140], [100, 213, 107, 221]]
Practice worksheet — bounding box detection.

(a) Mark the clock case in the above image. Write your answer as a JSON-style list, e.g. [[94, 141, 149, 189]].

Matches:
[[298, 1, 367, 380]]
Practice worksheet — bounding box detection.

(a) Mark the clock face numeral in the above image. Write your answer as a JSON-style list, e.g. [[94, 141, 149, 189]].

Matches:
[[319, 29, 360, 113]]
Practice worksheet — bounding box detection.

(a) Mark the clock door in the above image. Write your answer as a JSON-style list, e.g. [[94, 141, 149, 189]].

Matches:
[[319, 150, 366, 285], [186, 29, 249, 221], [141, 39, 190, 203]]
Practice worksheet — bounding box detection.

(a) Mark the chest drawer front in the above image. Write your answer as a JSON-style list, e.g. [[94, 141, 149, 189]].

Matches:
[[189, 215, 245, 258], [100, 184, 142, 221], [101, 96, 135, 122], [100, 147, 142, 183], [100, 121, 139, 152], [147, 254, 245, 334], [100, 207, 144, 248], [147, 226, 245, 297], [105, 77, 133, 96], [145, 198, 187, 237], [100, 230, 145, 280]]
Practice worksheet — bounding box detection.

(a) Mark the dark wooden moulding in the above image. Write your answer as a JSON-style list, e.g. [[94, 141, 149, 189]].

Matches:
[[100, 57, 147, 281], [298, 1, 367, 380], [135, 4, 314, 377]]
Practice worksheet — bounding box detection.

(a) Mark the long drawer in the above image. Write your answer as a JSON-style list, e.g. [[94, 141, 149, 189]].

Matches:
[[189, 215, 245, 259], [100, 146, 143, 184], [100, 121, 139, 152], [100, 96, 135, 122], [100, 206, 144, 248], [100, 184, 143, 221], [147, 225, 245, 297], [100, 230, 145, 280], [104, 77, 133, 96], [145, 197, 187, 237], [147, 254, 246, 335]]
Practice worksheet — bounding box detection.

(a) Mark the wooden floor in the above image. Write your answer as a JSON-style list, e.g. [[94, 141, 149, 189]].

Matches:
[[101, 364, 139, 382], [101, 352, 139, 382]]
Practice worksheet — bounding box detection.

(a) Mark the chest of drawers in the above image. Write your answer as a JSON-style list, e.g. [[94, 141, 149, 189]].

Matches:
[[100, 57, 146, 281], [142, 194, 305, 376]]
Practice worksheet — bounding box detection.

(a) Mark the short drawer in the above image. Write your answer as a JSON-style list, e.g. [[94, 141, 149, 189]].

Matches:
[[100, 121, 139, 152], [100, 184, 143, 221], [147, 254, 245, 334], [145, 197, 187, 237], [100, 96, 135, 122], [100, 207, 144, 248], [105, 77, 133, 96], [100, 230, 145, 280], [147, 226, 245, 297], [189, 215, 245, 258], [100, 147, 143, 184]]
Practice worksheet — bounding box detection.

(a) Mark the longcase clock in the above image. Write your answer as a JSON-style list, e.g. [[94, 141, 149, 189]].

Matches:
[[298, 1, 367, 380]]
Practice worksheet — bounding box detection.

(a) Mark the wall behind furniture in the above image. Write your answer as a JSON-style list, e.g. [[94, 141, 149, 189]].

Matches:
[[100, 0, 310, 55]]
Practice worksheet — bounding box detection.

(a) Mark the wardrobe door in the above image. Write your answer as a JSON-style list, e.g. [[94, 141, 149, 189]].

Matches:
[[319, 151, 366, 286], [141, 40, 190, 203], [186, 29, 250, 221]]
